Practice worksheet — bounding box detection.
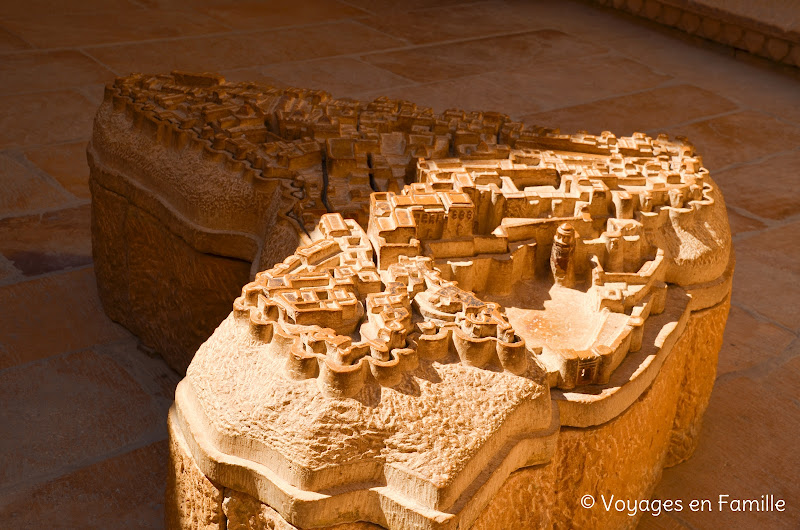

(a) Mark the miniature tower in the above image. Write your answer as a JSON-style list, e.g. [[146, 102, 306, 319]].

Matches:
[[551, 222, 577, 287]]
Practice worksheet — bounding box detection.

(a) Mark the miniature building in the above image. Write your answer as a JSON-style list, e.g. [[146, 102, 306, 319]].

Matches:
[[86, 72, 733, 528]]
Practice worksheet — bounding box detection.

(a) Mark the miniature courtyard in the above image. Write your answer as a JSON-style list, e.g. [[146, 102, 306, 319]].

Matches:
[[0, 0, 798, 528]]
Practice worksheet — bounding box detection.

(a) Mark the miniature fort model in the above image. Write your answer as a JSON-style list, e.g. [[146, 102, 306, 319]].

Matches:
[[88, 73, 733, 529]]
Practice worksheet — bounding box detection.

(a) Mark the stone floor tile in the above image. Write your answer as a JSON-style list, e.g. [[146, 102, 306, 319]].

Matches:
[[713, 150, 800, 220], [520, 84, 738, 136], [651, 358, 800, 528], [0, 255, 20, 284], [0, 91, 96, 149], [0, 0, 138, 18], [0, 51, 113, 96], [342, 0, 477, 14], [0, 350, 163, 491], [490, 53, 672, 112], [732, 260, 800, 332], [201, 0, 367, 31], [23, 142, 91, 199], [726, 210, 767, 236], [734, 221, 800, 275], [97, 338, 181, 407], [560, 11, 800, 126], [716, 305, 796, 377], [0, 204, 92, 277], [1, 9, 228, 49], [260, 57, 413, 99], [0, 267, 129, 369], [361, 29, 605, 83], [672, 57, 800, 129], [86, 21, 404, 75], [0, 441, 168, 529], [731, 223, 800, 331], [372, 74, 543, 117], [0, 26, 29, 52], [358, 2, 552, 45], [668, 111, 800, 171], [78, 83, 109, 107], [0, 154, 74, 217]]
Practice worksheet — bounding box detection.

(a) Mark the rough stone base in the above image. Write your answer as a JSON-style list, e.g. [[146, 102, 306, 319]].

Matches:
[[166, 299, 729, 529], [166, 410, 225, 530], [90, 177, 252, 373]]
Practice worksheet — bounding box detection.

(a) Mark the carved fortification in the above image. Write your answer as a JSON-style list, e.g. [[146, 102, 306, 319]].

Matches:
[[87, 72, 733, 529]]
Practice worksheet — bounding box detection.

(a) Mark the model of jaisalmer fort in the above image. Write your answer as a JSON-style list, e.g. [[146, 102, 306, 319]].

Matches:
[[87, 73, 733, 529]]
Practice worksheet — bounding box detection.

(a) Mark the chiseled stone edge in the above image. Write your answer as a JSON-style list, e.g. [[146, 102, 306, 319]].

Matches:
[[170, 379, 561, 529], [88, 142, 263, 268], [592, 0, 800, 68], [166, 407, 226, 530]]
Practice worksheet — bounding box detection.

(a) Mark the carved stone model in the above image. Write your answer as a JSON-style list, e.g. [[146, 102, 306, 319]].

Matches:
[[140, 73, 734, 529], [90, 72, 554, 372]]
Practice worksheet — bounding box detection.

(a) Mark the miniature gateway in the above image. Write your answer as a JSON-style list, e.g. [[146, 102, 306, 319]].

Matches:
[[88, 73, 733, 528]]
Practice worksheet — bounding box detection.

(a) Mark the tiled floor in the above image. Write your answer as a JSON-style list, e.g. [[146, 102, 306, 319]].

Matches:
[[0, 1, 798, 528]]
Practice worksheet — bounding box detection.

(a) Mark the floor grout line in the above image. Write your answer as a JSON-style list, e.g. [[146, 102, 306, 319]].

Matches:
[[0, 336, 131, 378], [731, 302, 799, 337]]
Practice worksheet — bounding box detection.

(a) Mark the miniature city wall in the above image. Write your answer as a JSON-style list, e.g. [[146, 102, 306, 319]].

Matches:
[[88, 72, 733, 528]]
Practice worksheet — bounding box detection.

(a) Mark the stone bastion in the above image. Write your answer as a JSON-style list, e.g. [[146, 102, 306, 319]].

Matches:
[[87, 72, 733, 529]]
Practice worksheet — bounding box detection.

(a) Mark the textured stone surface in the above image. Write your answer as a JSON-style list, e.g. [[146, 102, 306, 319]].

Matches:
[[165, 414, 225, 530], [222, 490, 382, 530], [91, 181, 253, 372]]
